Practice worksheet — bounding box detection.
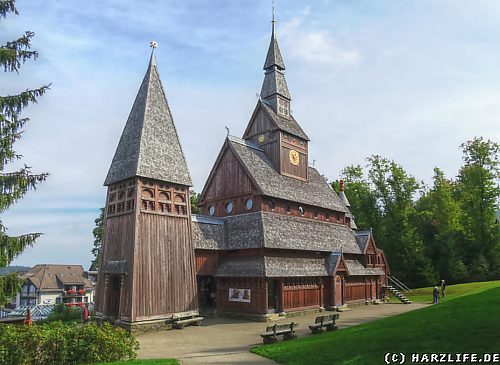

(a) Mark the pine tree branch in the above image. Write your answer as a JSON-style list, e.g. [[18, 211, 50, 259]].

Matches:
[[0, 31, 38, 72], [0, 231, 41, 267], [0, 85, 50, 117], [0, 167, 48, 212], [0, 0, 17, 19]]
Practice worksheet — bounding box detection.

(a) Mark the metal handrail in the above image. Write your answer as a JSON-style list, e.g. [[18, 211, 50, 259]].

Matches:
[[388, 276, 411, 292]]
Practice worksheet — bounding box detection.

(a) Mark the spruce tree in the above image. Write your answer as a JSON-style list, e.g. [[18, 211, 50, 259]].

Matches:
[[0, 0, 49, 306]]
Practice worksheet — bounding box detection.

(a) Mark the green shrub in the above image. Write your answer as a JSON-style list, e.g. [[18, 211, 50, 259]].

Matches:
[[0, 322, 139, 365], [42, 303, 83, 323]]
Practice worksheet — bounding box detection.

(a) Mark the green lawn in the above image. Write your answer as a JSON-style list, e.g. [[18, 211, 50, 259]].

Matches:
[[252, 281, 500, 365], [397, 279, 500, 303], [94, 360, 179, 365]]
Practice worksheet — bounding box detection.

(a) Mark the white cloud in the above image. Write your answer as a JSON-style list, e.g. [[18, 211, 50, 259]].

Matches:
[[278, 7, 361, 67]]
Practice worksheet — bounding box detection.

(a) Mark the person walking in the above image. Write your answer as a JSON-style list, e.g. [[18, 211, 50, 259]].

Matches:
[[440, 280, 446, 298], [432, 286, 440, 304], [82, 303, 90, 324]]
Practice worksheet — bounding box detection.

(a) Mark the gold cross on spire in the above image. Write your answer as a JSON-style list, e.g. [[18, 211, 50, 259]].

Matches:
[[150, 40, 158, 49]]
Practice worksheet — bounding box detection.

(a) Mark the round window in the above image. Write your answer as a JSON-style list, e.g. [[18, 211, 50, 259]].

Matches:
[[208, 205, 215, 216], [226, 201, 233, 214], [245, 199, 253, 211], [298, 206, 305, 215]]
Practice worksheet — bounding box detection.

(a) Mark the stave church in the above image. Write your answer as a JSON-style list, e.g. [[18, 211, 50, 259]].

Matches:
[[95, 14, 391, 332]]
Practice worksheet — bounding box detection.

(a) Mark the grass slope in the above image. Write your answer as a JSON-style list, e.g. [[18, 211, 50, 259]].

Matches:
[[252, 282, 500, 365], [403, 280, 500, 303]]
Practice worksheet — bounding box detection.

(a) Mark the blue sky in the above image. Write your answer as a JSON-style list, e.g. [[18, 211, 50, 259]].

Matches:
[[2, 0, 499, 267]]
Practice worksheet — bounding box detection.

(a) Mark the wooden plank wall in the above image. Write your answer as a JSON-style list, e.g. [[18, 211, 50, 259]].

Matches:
[[216, 277, 266, 315], [283, 284, 321, 310], [202, 148, 255, 203], [133, 213, 197, 320], [95, 213, 135, 318], [345, 278, 368, 302]]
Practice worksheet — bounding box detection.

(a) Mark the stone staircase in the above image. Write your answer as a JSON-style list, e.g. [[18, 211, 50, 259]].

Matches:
[[383, 285, 412, 304]]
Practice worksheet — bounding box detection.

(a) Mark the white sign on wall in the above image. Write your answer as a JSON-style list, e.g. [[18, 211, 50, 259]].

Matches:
[[228, 288, 251, 303]]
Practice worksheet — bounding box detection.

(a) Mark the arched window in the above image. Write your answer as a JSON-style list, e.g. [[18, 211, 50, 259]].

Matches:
[[141, 189, 154, 200], [226, 201, 233, 214], [298, 206, 305, 215]]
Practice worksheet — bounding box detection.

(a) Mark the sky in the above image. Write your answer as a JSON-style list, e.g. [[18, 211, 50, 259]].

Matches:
[[2, 0, 499, 268]]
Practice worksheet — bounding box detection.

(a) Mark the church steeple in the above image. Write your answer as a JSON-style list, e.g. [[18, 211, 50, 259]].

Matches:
[[260, 3, 291, 117], [104, 43, 192, 187]]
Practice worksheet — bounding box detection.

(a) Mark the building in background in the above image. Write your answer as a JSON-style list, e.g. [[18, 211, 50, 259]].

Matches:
[[14, 264, 94, 307]]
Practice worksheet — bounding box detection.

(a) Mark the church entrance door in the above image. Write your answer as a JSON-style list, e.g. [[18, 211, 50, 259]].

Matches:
[[334, 275, 343, 306], [197, 276, 216, 309], [267, 279, 277, 313], [108, 275, 121, 319]]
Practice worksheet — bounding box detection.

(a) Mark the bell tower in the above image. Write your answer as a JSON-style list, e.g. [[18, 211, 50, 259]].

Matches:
[[242, 6, 310, 181], [95, 43, 198, 331]]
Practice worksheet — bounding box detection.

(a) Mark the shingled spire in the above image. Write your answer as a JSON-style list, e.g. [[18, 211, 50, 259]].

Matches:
[[260, 4, 291, 117], [104, 46, 192, 186]]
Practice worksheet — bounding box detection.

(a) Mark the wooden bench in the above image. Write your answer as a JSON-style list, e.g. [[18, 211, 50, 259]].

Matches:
[[173, 316, 204, 329], [260, 322, 298, 344], [308, 313, 339, 334]]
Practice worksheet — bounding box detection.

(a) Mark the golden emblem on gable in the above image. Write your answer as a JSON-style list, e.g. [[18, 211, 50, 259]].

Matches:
[[258, 134, 265, 143], [289, 149, 300, 166]]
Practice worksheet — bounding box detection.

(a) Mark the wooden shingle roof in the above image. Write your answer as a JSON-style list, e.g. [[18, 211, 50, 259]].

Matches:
[[228, 136, 347, 212], [104, 50, 191, 186]]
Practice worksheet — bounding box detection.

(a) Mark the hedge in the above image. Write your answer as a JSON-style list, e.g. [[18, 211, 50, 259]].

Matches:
[[0, 322, 139, 365]]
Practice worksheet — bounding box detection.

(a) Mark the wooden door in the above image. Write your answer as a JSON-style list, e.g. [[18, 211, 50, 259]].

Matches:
[[334, 275, 343, 306], [267, 279, 277, 312], [108, 275, 121, 319]]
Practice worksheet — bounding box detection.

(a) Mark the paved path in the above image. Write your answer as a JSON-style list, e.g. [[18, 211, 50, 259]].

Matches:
[[138, 303, 428, 364]]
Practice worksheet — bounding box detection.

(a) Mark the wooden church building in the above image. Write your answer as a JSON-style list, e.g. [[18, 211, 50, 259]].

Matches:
[[95, 16, 390, 329], [192, 18, 390, 318]]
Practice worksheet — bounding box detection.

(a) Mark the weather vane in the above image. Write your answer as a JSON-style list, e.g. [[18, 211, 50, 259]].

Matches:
[[150, 40, 158, 49]]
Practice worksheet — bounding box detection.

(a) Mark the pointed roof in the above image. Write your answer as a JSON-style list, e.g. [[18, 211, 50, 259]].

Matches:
[[263, 20, 285, 70], [104, 49, 192, 186]]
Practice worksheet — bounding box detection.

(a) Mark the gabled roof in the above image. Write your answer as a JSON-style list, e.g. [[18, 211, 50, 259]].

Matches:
[[242, 100, 309, 141], [260, 101, 309, 140], [104, 50, 192, 186], [355, 231, 371, 253], [228, 136, 346, 211], [21, 265, 93, 291]]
